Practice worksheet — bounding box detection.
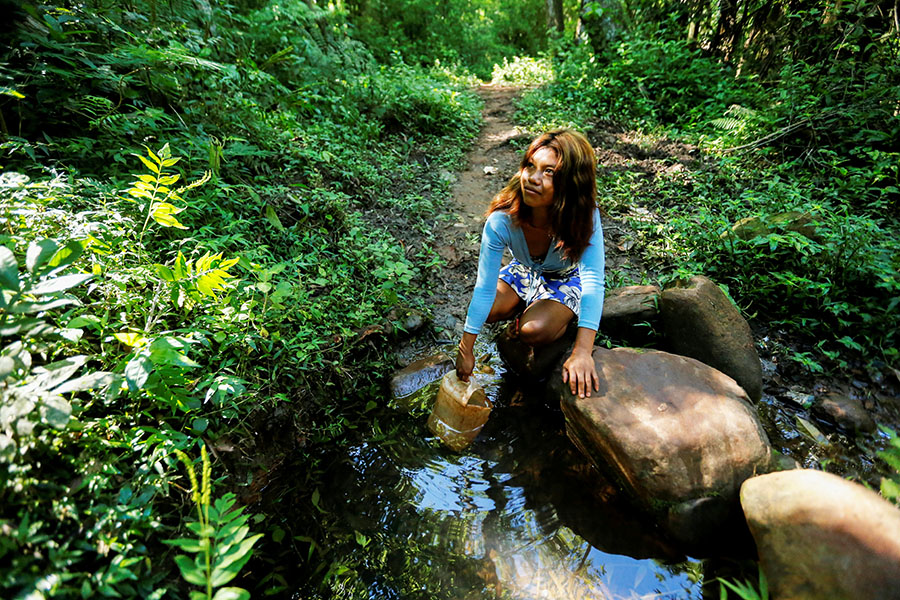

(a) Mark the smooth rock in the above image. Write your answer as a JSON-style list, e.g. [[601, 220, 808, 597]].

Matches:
[[741, 469, 900, 600], [496, 321, 576, 381], [811, 391, 876, 434], [600, 285, 660, 344], [659, 275, 763, 401], [554, 347, 772, 553], [389, 353, 454, 398]]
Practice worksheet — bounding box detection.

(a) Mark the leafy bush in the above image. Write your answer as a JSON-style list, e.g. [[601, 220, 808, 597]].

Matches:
[[0, 0, 482, 595], [491, 55, 554, 86]]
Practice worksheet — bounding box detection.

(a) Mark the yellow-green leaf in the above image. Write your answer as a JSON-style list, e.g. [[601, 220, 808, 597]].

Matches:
[[114, 332, 145, 347], [136, 154, 159, 174], [151, 203, 187, 229]]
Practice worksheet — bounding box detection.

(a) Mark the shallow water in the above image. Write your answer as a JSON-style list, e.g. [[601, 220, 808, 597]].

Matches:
[[269, 337, 895, 599], [298, 343, 707, 599]]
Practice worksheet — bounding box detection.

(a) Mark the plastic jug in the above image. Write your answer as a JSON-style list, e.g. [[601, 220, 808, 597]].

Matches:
[[427, 371, 492, 451]]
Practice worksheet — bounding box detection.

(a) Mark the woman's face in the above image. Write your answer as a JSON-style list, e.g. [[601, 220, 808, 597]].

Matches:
[[520, 146, 558, 211]]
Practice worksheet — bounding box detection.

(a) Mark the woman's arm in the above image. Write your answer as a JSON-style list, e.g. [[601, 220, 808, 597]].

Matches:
[[457, 214, 508, 381], [563, 210, 605, 397]]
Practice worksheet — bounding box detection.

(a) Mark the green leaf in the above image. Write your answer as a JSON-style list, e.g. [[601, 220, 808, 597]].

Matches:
[[191, 417, 208, 433], [265, 205, 285, 232], [173, 555, 207, 586], [26, 240, 58, 275], [47, 240, 84, 272], [148, 338, 200, 368], [212, 588, 250, 600], [210, 534, 262, 587], [68, 314, 102, 330], [11, 296, 78, 314], [40, 395, 72, 429], [162, 537, 204, 552], [136, 154, 160, 174], [27, 273, 92, 295], [125, 355, 153, 392], [0, 317, 44, 337], [151, 202, 187, 229], [881, 477, 900, 501], [0, 246, 19, 290]]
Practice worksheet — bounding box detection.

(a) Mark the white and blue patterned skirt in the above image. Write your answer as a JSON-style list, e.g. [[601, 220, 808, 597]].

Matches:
[[499, 258, 581, 316]]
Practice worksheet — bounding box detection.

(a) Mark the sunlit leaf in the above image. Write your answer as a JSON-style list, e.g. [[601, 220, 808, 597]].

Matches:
[[136, 153, 160, 174], [0, 246, 19, 290], [212, 588, 250, 600], [151, 202, 187, 229], [114, 332, 145, 347], [27, 273, 92, 295], [26, 240, 58, 275], [40, 395, 72, 429], [124, 355, 153, 392]]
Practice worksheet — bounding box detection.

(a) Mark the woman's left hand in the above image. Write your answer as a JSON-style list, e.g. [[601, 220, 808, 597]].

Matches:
[[562, 348, 599, 399]]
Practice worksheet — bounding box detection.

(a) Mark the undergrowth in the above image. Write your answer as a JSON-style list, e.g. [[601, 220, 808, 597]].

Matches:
[[514, 19, 900, 375], [0, 0, 481, 596]]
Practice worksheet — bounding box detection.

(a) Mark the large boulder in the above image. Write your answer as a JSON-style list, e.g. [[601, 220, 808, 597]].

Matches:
[[741, 469, 900, 600], [599, 285, 660, 345], [659, 275, 763, 401], [553, 347, 772, 553]]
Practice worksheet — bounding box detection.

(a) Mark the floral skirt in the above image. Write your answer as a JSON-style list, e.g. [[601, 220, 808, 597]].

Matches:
[[498, 258, 581, 316]]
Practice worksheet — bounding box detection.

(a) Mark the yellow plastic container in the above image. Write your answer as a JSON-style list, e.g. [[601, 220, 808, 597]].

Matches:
[[427, 371, 492, 451]]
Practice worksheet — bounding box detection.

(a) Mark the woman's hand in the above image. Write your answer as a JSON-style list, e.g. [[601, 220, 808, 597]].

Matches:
[[562, 328, 599, 398], [456, 332, 477, 382]]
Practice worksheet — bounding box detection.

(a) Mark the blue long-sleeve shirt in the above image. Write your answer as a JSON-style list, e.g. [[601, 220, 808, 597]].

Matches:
[[463, 209, 605, 335]]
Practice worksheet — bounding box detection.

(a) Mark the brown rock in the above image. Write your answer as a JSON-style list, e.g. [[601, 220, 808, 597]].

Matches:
[[741, 469, 900, 600], [600, 285, 660, 344], [554, 347, 772, 552], [811, 391, 876, 434], [389, 353, 454, 398], [659, 275, 762, 401]]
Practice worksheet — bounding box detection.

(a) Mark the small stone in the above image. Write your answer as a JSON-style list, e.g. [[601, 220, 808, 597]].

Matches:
[[389, 353, 454, 399], [810, 391, 876, 434]]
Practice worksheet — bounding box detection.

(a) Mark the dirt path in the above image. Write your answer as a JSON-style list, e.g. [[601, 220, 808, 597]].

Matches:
[[427, 84, 528, 338]]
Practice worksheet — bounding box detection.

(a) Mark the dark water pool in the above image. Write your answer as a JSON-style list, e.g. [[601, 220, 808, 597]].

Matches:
[[263, 338, 895, 599], [295, 342, 709, 599]]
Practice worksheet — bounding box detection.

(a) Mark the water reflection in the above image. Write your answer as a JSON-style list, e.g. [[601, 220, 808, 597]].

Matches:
[[304, 347, 703, 599]]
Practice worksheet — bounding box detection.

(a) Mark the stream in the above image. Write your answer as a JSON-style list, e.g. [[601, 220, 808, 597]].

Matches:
[[264, 330, 896, 599]]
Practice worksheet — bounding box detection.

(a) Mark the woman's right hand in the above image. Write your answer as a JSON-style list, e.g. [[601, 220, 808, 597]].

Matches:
[[456, 333, 477, 382]]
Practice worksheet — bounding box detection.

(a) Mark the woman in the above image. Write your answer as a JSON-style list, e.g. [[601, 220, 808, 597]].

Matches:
[[456, 129, 605, 399]]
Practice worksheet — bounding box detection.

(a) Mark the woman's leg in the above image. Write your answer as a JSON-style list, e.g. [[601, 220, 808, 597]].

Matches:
[[518, 299, 575, 346], [486, 280, 524, 324]]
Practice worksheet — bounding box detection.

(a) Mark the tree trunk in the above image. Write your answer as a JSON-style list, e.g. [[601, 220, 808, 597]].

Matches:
[[547, 0, 564, 33]]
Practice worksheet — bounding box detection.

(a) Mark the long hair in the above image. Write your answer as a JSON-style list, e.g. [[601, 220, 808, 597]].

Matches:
[[486, 129, 597, 262]]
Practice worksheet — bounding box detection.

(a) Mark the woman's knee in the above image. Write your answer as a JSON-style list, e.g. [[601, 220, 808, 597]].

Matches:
[[519, 320, 554, 346]]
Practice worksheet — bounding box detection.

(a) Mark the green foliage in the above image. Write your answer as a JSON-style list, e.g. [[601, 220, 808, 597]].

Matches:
[[878, 427, 900, 505], [0, 0, 481, 595], [167, 446, 261, 600], [346, 0, 550, 79], [718, 567, 769, 600], [491, 55, 555, 86], [513, 4, 899, 372]]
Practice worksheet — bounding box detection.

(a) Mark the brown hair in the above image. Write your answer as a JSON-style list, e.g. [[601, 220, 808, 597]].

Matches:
[[486, 129, 597, 262]]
